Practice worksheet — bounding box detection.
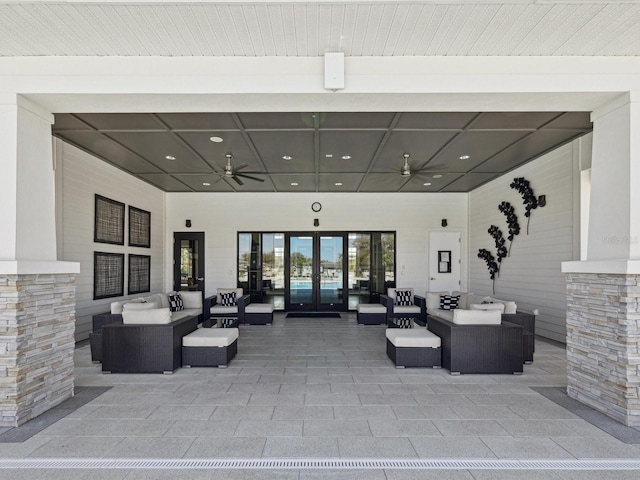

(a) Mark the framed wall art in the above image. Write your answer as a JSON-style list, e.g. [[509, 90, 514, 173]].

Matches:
[[93, 252, 125, 299], [94, 194, 125, 245], [128, 254, 151, 295], [129, 205, 151, 248]]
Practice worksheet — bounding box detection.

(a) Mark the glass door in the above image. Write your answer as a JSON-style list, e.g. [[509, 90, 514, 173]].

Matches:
[[173, 232, 205, 294], [287, 234, 315, 310], [285, 233, 346, 311]]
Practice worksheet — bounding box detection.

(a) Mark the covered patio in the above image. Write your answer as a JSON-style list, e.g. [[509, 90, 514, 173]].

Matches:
[[2, 314, 639, 478]]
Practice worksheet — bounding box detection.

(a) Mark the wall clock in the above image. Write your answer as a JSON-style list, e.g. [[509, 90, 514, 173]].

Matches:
[[311, 202, 322, 212]]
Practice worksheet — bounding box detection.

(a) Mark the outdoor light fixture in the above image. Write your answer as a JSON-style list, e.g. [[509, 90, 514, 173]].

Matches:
[[314, 218, 319, 227], [441, 219, 448, 228], [185, 219, 192, 228], [538, 195, 546, 207]]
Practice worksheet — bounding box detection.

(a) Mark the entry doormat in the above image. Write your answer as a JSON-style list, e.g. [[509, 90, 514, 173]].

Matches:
[[286, 312, 342, 318]]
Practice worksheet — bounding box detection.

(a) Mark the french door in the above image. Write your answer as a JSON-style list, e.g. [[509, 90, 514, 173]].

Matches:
[[285, 233, 346, 311]]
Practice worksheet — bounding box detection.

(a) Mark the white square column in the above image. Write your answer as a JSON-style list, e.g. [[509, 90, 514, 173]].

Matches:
[[0, 95, 79, 426], [563, 92, 640, 426]]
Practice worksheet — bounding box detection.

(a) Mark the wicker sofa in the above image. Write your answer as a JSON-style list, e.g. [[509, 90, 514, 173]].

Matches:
[[90, 290, 211, 363], [101, 313, 198, 374], [427, 314, 524, 375], [425, 291, 535, 363]]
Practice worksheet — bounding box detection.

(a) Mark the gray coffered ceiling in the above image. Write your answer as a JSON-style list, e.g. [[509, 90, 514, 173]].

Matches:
[[52, 111, 592, 193]]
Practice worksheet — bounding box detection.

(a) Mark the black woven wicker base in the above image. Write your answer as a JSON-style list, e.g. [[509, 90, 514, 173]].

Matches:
[[89, 332, 102, 363], [386, 339, 442, 368], [357, 312, 386, 325], [182, 339, 238, 367]]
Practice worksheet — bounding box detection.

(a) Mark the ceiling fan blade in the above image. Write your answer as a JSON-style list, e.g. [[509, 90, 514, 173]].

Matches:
[[232, 175, 244, 186], [234, 163, 249, 172], [236, 173, 265, 183]]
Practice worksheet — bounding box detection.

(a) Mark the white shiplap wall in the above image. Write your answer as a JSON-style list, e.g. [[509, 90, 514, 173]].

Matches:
[[468, 135, 591, 343], [55, 140, 166, 341], [165, 192, 468, 299]]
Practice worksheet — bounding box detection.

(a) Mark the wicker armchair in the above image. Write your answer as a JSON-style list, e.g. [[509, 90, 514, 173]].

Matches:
[[427, 315, 524, 375], [101, 315, 198, 374]]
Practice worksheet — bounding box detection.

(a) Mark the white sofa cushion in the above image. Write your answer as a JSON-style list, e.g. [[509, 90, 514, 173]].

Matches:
[[122, 308, 172, 325], [470, 302, 505, 313], [386, 329, 441, 348], [426, 291, 449, 311], [122, 301, 158, 311], [211, 305, 238, 315], [183, 327, 239, 347], [179, 291, 203, 309], [394, 305, 421, 314], [429, 309, 454, 322], [452, 309, 501, 325], [452, 291, 473, 310], [110, 297, 144, 314]]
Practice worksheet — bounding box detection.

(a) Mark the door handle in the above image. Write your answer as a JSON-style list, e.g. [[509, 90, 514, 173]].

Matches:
[[197, 277, 204, 281], [430, 277, 436, 280]]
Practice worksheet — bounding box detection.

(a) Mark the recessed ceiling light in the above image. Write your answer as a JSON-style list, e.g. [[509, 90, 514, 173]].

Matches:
[[165, 155, 176, 160], [202, 182, 211, 186], [459, 155, 470, 160], [290, 182, 299, 186], [423, 182, 432, 186], [335, 182, 343, 186], [325, 154, 333, 158], [341, 155, 351, 160], [433, 174, 443, 179], [282, 155, 293, 160], [209, 136, 223, 143]]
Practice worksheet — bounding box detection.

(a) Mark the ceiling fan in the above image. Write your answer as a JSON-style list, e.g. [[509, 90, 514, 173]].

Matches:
[[397, 153, 448, 178], [222, 154, 265, 186]]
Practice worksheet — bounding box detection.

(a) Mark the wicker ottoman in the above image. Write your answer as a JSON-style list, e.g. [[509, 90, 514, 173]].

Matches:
[[357, 303, 387, 325], [386, 328, 442, 368], [245, 303, 274, 325], [182, 327, 239, 368]]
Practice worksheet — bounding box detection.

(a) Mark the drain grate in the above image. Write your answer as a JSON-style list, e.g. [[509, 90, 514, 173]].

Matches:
[[1, 458, 640, 470]]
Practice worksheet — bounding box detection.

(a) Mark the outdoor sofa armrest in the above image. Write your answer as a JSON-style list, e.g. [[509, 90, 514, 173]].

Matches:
[[380, 294, 394, 314], [237, 294, 250, 323], [414, 294, 426, 312]]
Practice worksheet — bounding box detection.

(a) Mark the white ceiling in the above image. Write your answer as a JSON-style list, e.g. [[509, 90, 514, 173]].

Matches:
[[1, 1, 639, 57]]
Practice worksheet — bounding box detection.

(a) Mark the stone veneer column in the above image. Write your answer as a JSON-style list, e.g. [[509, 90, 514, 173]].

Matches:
[[565, 272, 640, 426], [0, 273, 76, 427]]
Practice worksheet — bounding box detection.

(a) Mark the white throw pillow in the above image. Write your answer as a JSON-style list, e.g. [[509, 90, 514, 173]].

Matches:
[[110, 297, 143, 314], [470, 302, 505, 313], [484, 297, 518, 314], [452, 291, 473, 310], [122, 301, 158, 311], [122, 308, 172, 325]]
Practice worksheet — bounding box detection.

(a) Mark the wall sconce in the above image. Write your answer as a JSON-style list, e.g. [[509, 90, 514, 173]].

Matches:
[[538, 195, 546, 207], [185, 219, 192, 228], [441, 219, 447, 228], [314, 218, 319, 227]]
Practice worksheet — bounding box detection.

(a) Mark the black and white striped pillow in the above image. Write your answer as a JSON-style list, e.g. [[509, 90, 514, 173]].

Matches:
[[168, 293, 184, 312], [395, 290, 413, 306], [440, 294, 460, 310], [220, 291, 237, 306]]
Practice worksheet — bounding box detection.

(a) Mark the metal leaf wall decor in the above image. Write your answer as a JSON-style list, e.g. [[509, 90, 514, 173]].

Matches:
[[488, 225, 508, 269], [510, 177, 538, 234], [498, 201, 520, 255], [477, 248, 499, 293]]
